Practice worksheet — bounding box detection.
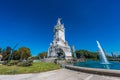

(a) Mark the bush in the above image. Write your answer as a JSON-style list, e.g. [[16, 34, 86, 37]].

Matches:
[[2, 61, 8, 65], [2, 60, 19, 66], [7, 60, 19, 66], [17, 60, 33, 67]]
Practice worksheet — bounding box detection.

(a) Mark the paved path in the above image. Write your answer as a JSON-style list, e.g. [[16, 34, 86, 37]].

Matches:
[[0, 69, 119, 80]]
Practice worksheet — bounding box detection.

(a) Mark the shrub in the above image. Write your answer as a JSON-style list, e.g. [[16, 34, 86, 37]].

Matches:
[[2, 61, 8, 65], [2, 60, 19, 66], [7, 60, 19, 66], [17, 60, 33, 67]]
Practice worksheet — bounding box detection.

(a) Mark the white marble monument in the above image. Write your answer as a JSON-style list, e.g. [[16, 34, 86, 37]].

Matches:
[[48, 18, 72, 59]]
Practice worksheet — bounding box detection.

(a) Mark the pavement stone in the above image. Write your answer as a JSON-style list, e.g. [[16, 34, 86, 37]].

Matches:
[[0, 68, 119, 80]]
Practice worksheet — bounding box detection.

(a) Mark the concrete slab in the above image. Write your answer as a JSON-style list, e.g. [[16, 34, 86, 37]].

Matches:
[[0, 69, 119, 80]]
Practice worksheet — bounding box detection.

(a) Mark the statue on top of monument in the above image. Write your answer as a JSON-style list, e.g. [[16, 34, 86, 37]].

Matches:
[[57, 18, 62, 25]]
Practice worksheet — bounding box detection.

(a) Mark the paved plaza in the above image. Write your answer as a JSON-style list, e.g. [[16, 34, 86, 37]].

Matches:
[[0, 68, 119, 80]]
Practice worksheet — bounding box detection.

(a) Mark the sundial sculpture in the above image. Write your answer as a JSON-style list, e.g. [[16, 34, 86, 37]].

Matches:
[[48, 18, 72, 59]]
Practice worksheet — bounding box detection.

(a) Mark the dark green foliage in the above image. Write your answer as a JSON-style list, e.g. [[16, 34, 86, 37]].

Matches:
[[0, 48, 2, 54], [2, 46, 11, 60], [106, 55, 112, 59], [17, 60, 33, 67], [31, 56, 39, 60], [76, 50, 99, 60], [118, 55, 120, 58], [12, 50, 21, 60], [7, 60, 19, 66], [2, 60, 33, 67], [37, 52, 47, 59], [17, 47, 31, 60], [2, 61, 8, 65], [1, 46, 32, 61], [2, 60, 19, 66]]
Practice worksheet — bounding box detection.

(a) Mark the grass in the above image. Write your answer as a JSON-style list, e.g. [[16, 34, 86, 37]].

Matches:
[[0, 62, 61, 75]]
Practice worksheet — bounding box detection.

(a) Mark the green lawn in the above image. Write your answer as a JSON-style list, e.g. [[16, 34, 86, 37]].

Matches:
[[0, 62, 61, 75]]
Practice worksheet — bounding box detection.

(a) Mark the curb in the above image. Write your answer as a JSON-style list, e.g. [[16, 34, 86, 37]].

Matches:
[[65, 65, 120, 77]]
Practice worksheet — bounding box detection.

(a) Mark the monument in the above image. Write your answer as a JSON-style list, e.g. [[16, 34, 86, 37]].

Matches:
[[48, 18, 72, 60]]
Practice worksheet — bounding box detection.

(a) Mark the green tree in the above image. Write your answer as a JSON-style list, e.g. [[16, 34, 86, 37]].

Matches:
[[0, 47, 2, 54], [117, 55, 120, 58], [17, 47, 31, 60], [38, 52, 47, 59], [76, 50, 99, 60], [2, 46, 11, 60], [12, 50, 21, 60]]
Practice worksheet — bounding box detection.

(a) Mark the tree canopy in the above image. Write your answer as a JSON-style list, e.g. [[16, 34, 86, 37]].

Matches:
[[76, 50, 99, 60], [0, 46, 32, 61], [37, 52, 47, 59]]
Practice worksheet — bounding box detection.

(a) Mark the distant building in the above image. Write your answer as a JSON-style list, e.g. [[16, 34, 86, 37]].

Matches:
[[48, 18, 72, 59]]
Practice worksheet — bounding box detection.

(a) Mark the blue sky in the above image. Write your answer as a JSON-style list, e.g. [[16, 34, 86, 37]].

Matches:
[[0, 0, 120, 55]]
